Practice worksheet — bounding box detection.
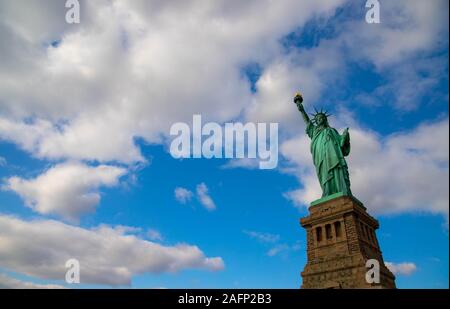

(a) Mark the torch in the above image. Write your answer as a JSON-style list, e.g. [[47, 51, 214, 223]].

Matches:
[[294, 91, 303, 108]]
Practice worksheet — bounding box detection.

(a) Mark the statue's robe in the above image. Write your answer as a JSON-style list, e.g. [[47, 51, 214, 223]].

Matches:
[[306, 122, 352, 197]]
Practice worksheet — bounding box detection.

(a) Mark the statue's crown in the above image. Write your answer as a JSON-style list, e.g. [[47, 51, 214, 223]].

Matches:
[[310, 107, 332, 123]]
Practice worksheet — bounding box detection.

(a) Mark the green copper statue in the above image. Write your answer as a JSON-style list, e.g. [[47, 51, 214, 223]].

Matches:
[[294, 92, 352, 198]]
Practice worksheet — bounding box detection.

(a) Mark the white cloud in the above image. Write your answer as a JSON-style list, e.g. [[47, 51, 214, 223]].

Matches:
[[175, 184, 216, 210], [0, 215, 224, 286], [343, 0, 448, 69], [243, 230, 280, 243], [244, 0, 448, 123], [0, 1, 446, 163], [196, 183, 216, 211], [221, 158, 260, 170], [174, 187, 193, 204], [0, 0, 72, 45], [267, 243, 301, 257], [385, 262, 417, 276], [244, 40, 345, 134], [0, 156, 6, 167], [243, 230, 301, 257], [0, 116, 145, 164], [267, 244, 289, 257], [3, 162, 127, 223], [354, 55, 448, 111], [346, 0, 449, 110], [147, 229, 163, 242], [281, 118, 449, 220], [0, 0, 346, 164], [0, 273, 65, 289]]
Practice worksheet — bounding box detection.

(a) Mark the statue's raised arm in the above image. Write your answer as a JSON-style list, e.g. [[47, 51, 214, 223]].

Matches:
[[294, 92, 311, 125]]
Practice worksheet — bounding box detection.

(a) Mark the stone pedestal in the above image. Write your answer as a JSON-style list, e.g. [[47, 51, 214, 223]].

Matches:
[[300, 194, 396, 289]]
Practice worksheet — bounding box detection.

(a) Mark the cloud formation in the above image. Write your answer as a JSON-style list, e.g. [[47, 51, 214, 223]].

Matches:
[[3, 162, 126, 223], [146, 229, 163, 242], [196, 183, 216, 211], [174, 187, 194, 204], [243, 230, 280, 243], [0, 215, 224, 286], [0, 0, 345, 164], [247, 0, 448, 130], [0, 273, 65, 289], [385, 262, 417, 276]]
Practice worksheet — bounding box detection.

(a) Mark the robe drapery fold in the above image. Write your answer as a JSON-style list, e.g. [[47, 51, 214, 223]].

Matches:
[[306, 122, 352, 197]]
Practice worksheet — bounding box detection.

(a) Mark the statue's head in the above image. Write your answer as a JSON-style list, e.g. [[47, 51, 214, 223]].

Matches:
[[311, 108, 331, 127]]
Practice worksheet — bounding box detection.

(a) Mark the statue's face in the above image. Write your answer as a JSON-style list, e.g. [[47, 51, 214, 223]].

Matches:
[[315, 114, 327, 126]]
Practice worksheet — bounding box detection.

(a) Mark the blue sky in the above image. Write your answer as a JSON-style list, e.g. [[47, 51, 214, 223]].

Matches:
[[0, 0, 448, 288]]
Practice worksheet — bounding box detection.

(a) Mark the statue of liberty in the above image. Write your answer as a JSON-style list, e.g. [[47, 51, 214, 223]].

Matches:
[[294, 92, 352, 198]]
